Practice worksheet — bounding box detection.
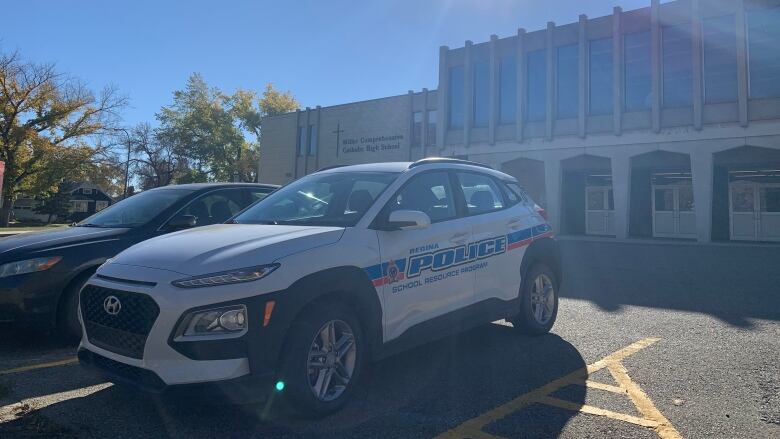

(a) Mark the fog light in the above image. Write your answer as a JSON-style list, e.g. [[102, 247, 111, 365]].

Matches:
[[179, 305, 247, 337]]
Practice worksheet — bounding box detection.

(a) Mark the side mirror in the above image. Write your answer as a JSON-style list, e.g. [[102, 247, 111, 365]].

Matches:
[[166, 214, 197, 230], [387, 210, 431, 230]]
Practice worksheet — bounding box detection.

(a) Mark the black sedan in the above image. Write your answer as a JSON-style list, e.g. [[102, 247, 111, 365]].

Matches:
[[0, 182, 278, 338]]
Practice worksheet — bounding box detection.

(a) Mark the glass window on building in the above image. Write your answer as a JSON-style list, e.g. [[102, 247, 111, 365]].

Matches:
[[473, 61, 489, 127], [703, 15, 738, 103], [557, 44, 579, 119], [307, 124, 317, 156], [412, 111, 423, 147], [589, 38, 613, 115], [426, 110, 437, 146], [747, 8, 780, 99], [499, 57, 517, 124], [296, 126, 304, 156], [624, 31, 652, 111], [663, 24, 693, 107], [448, 66, 465, 129], [526, 50, 547, 121]]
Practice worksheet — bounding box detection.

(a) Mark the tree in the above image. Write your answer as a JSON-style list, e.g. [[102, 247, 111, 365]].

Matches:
[[155, 75, 299, 184], [128, 123, 183, 189], [0, 50, 126, 226]]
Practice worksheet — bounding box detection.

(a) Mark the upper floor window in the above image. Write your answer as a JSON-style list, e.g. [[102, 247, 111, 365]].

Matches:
[[307, 124, 317, 156], [412, 111, 423, 147], [82, 188, 93, 195], [589, 37, 613, 115], [426, 110, 437, 146], [296, 126, 304, 156], [663, 24, 693, 107], [448, 66, 465, 129], [499, 57, 517, 124], [556, 44, 579, 119], [473, 61, 489, 128], [624, 31, 651, 111], [747, 8, 780, 99], [526, 50, 547, 121], [703, 15, 738, 103]]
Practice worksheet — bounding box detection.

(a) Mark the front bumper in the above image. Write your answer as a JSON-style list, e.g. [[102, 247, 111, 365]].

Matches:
[[78, 348, 276, 402], [0, 271, 67, 328], [78, 263, 292, 394]]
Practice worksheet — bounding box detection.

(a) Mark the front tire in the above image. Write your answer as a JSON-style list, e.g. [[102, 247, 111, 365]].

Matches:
[[511, 263, 559, 335], [279, 303, 365, 416], [57, 273, 92, 341]]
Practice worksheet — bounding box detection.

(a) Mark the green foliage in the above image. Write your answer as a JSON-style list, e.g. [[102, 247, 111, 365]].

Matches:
[[34, 189, 71, 223], [0, 50, 126, 225]]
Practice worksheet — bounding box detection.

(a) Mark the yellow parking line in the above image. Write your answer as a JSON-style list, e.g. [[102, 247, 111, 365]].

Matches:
[[0, 357, 78, 376], [436, 337, 683, 439]]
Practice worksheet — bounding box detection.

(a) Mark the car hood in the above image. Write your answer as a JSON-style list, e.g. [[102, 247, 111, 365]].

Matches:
[[0, 226, 130, 260], [109, 224, 345, 275]]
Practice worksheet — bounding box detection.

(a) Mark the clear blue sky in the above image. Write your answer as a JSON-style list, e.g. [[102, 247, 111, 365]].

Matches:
[[2, 0, 649, 127]]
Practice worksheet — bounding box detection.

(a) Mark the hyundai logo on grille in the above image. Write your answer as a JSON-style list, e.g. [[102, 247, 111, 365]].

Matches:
[[103, 295, 122, 315]]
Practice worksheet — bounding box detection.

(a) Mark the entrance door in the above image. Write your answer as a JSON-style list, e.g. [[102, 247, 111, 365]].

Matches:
[[652, 185, 697, 239], [730, 181, 780, 242], [585, 186, 615, 236]]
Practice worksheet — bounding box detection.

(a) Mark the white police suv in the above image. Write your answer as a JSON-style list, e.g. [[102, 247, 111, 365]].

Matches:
[[78, 158, 561, 415]]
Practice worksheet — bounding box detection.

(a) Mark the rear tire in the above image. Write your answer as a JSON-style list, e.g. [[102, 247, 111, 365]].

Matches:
[[511, 263, 558, 335], [278, 302, 365, 417]]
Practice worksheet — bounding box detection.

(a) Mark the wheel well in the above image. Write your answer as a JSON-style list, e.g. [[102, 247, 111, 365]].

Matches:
[[520, 237, 562, 287], [56, 266, 98, 320], [278, 266, 384, 362]]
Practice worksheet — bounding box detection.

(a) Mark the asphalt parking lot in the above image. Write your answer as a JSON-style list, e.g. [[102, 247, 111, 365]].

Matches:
[[1, 238, 779, 438]]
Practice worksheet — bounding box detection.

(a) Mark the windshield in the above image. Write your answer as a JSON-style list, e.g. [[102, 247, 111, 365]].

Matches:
[[77, 189, 194, 228], [234, 172, 398, 227]]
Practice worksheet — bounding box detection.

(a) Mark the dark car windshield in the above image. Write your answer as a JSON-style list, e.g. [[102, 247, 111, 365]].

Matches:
[[77, 188, 195, 228], [234, 172, 398, 227]]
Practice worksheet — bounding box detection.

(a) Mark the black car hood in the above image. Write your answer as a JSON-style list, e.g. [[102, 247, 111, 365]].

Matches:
[[0, 227, 131, 259]]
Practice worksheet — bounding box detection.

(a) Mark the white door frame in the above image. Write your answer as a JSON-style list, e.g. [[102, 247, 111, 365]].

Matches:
[[652, 184, 697, 239], [730, 181, 780, 242], [585, 186, 615, 236]]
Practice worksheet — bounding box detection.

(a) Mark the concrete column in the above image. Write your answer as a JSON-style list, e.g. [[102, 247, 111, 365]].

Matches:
[[543, 159, 562, 234], [578, 14, 588, 138], [437, 46, 449, 152], [691, 0, 703, 130], [422, 88, 429, 156], [546, 22, 555, 140], [611, 154, 631, 239], [613, 7, 623, 136], [516, 29, 526, 141], [464, 40, 474, 147], [735, 0, 749, 127], [489, 35, 498, 145], [691, 149, 714, 242], [293, 109, 301, 178], [407, 90, 415, 161], [302, 107, 311, 174], [651, 0, 661, 133], [314, 106, 321, 170]]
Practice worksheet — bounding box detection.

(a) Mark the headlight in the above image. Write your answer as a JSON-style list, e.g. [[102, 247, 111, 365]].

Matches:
[[177, 305, 247, 338], [171, 264, 280, 288], [0, 256, 62, 279]]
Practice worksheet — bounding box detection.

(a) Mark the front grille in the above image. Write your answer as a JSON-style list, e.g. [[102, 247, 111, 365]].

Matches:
[[80, 285, 160, 359], [78, 349, 166, 392]]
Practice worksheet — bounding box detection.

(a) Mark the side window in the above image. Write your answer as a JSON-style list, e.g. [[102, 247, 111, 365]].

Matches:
[[183, 189, 245, 226], [506, 182, 530, 204], [248, 188, 273, 204], [457, 172, 505, 215], [387, 172, 457, 223]]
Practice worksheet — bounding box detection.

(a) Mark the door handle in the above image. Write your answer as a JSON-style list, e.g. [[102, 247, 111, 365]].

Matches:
[[449, 232, 469, 244], [507, 219, 523, 230]]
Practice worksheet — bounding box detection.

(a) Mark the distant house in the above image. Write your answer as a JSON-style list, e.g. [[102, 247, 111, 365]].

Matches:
[[13, 182, 114, 223]]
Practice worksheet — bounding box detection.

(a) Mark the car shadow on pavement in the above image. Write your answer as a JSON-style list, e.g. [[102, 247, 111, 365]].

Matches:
[[0, 324, 586, 439], [559, 240, 780, 328]]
